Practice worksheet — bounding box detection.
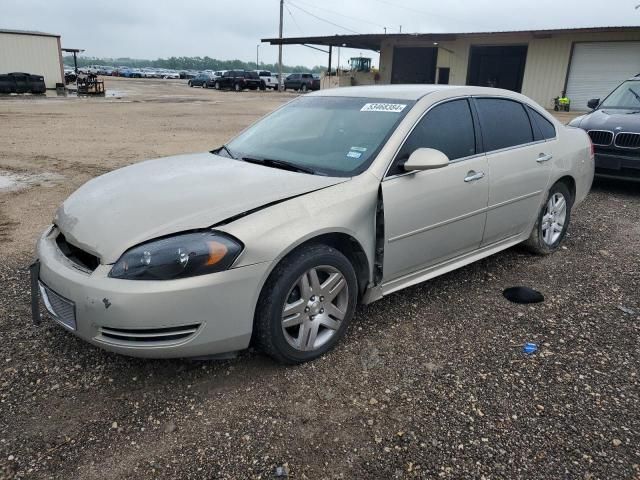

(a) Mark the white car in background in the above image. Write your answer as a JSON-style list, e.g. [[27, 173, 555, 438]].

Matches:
[[255, 70, 279, 90]]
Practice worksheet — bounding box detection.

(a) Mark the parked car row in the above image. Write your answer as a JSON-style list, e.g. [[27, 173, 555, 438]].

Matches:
[[71, 65, 183, 79], [188, 70, 270, 91], [187, 70, 321, 92], [66, 65, 322, 91]]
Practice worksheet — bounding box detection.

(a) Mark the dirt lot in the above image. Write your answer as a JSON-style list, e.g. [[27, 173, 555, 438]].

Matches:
[[1, 78, 639, 479]]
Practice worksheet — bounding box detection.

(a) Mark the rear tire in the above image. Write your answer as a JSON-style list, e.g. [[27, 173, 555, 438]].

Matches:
[[523, 182, 572, 255], [253, 244, 358, 364], [301, 83, 308, 92], [215, 81, 221, 90], [234, 83, 241, 92]]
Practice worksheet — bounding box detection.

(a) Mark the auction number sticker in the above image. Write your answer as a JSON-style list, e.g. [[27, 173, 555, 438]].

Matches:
[[361, 103, 407, 113]]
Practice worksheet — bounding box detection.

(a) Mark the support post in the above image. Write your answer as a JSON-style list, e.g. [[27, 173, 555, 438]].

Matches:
[[326, 45, 332, 90], [278, 0, 284, 91]]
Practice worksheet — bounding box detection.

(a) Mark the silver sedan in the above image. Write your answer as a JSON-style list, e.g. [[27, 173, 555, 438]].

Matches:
[[33, 85, 594, 363]]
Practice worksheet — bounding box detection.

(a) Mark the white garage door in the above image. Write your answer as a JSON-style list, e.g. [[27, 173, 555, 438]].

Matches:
[[566, 42, 640, 110]]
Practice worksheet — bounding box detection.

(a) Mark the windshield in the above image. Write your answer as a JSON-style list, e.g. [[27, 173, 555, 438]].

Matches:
[[599, 80, 640, 109], [225, 96, 415, 177]]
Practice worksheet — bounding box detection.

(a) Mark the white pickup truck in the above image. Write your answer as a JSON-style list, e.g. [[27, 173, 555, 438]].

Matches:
[[255, 70, 279, 90]]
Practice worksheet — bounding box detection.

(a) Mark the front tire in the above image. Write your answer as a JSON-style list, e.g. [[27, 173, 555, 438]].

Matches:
[[524, 182, 572, 255], [234, 83, 241, 92], [253, 244, 358, 364], [301, 83, 308, 92]]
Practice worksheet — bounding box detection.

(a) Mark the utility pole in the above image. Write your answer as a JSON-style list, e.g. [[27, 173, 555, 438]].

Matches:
[[278, 0, 284, 91], [256, 44, 260, 70]]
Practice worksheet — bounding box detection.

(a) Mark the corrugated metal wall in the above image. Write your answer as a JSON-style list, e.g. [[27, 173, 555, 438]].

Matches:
[[379, 30, 640, 109], [0, 33, 63, 88]]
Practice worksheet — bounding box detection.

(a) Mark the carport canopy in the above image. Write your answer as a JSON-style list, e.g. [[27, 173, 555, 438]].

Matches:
[[261, 33, 458, 52], [261, 27, 640, 51]]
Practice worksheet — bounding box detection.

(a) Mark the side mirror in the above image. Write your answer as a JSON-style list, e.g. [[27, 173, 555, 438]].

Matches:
[[403, 148, 450, 171], [587, 98, 600, 110]]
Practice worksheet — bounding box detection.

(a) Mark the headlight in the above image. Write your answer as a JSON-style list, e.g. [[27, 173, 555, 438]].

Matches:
[[109, 231, 243, 280]]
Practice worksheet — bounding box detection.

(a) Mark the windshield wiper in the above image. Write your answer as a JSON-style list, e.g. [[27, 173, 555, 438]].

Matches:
[[240, 156, 316, 175], [628, 87, 640, 104]]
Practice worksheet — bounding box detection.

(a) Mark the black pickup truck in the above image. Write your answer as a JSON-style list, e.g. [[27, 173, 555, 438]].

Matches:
[[213, 70, 265, 91], [283, 73, 320, 92]]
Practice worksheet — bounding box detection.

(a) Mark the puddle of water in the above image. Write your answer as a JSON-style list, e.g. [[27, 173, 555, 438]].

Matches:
[[2, 89, 126, 100], [0, 171, 64, 192], [0, 175, 17, 189]]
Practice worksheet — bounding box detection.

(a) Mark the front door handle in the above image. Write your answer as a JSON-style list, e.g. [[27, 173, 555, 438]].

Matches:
[[464, 170, 485, 183], [537, 153, 553, 163]]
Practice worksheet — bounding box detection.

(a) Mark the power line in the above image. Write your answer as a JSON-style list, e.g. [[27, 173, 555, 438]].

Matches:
[[290, 0, 386, 30], [286, 1, 360, 35], [284, 2, 305, 35]]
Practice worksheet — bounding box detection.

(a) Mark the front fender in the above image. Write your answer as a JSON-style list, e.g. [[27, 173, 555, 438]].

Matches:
[[217, 172, 380, 293]]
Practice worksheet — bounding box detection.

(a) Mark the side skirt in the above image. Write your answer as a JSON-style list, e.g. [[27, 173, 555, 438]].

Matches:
[[361, 233, 525, 304]]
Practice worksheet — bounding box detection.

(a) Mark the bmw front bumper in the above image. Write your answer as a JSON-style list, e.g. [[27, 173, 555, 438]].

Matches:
[[594, 152, 640, 181], [33, 226, 271, 358]]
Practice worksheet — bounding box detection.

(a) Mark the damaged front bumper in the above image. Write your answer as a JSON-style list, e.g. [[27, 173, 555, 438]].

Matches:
[[33, 226, 271, 358]]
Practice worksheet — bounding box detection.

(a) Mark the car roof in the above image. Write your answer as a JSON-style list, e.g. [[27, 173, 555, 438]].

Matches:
[[309, 84, 531, 101]]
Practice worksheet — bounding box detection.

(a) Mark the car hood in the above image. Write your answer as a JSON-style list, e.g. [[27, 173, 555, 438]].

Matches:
[[54, 152, 347, 263], [576, 108, 640, 130]]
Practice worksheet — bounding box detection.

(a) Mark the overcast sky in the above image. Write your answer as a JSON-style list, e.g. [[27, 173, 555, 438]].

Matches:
[[4, 0, 640, 68]]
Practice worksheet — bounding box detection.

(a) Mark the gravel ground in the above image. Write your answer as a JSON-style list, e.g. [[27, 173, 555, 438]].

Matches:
[[1, 80, 639, 479]]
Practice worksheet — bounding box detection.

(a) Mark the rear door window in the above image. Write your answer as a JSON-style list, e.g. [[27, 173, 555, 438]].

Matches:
[[475, 98, 534, 152], [527, 106, 557, 140], [390, 98, 476, 175]]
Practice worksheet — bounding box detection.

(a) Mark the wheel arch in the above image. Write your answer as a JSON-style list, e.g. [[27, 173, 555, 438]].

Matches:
[[258, 231, 372, 302], [555, 175, 576, 203]]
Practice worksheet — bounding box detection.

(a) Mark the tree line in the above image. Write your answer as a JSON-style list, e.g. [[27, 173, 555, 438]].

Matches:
[[63, 55, 324, 73]]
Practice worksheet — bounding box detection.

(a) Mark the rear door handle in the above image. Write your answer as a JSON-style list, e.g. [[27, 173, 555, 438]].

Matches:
[[464, 171, 485, 183], [537, 153, 553, 163]]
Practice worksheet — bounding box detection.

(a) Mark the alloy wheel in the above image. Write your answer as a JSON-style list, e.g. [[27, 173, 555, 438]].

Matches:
[[281, 265, 349, 352], [541, 192, 567, 245]]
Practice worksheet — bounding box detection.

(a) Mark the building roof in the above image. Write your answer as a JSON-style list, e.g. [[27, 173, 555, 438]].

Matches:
[[0, 28, 60, 38], [262, 26, 640, 51]]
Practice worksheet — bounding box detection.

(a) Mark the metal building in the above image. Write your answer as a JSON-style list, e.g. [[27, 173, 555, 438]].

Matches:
[[0, 29, 64, 89], [263, 26, 640, 110]]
